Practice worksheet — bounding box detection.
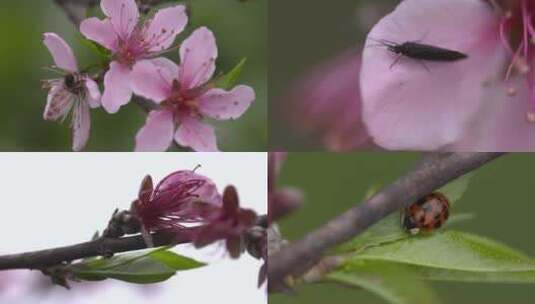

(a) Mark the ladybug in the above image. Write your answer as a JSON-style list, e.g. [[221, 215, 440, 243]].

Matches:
[[403, 192, 450, 235]]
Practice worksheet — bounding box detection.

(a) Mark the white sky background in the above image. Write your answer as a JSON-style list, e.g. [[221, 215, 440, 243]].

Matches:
[[0, 153, 267, 304]]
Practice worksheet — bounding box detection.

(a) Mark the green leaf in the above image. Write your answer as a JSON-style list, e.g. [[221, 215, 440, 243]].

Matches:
[[214, 58, 247, 89], [437, 173, 472, 205], [336, 214, 406, 254], [336, 175, 474, 254], [76, 34, 110, 63], [344, 230, 535, 283], [150, 249, 205, 270], [444, 213, 475, 226], [336, 213, 474, 254], [72, 247, 206, 284], [328, 261, 441, 304], [363, 183, 382, 200], [74, 258, 177, 284]]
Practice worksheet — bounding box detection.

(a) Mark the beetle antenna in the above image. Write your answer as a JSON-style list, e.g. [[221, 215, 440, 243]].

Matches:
[[365, 43, 385, 49], [367, 36, 397, 47]]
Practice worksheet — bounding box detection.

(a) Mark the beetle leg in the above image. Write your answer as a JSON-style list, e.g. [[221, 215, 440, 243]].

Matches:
[[417, 60, 431, 72], [389, 54, 404, 69]]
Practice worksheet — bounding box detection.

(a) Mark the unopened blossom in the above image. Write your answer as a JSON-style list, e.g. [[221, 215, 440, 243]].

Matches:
[[131, 170, 257, 256], [42, 33, 101, 151], [130, 170, 221, 234], [268, 152, 303, 222], [361, 0, 535, 151], [131, 27, 255, 151], [80, 0, 188, 113], [192, 185, 258, 258], [286, 50, 372, 151]]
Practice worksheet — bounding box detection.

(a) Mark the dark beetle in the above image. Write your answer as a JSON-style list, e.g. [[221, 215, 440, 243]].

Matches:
[[387, 41, 467, 61], [64, 73, 85, 95], [369, 38, 468, 67]]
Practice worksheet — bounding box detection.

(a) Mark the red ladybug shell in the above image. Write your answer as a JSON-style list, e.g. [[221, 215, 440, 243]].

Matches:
[[403, 192, 450, 234]]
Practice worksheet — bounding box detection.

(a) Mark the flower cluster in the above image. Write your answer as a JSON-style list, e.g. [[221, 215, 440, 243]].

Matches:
[[130, 170, 221, 232], [42, 0, 255, 151], [128, 170, 258, 258]]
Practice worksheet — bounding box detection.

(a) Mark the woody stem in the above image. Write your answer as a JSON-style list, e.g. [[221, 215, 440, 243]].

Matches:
[[268, 152, 505, 292]]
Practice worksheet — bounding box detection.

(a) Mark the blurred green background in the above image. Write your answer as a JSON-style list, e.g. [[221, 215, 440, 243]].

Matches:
[[269, 0, 394, 150], [271, 153, 535, 304], [0, 0, 266, 151]]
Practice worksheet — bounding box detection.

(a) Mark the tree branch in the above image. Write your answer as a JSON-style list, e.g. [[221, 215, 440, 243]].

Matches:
[[54, 0, 96, 26], [53, 0, 177, 26], [268, 152, 505, 291], [0, 212, 267, 271], [0, 230, 194, 271]]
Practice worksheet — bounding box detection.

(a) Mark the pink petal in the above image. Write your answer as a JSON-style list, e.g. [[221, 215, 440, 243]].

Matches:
[[144, 5, 188, 53], [135, 110, 175, 152], [174, 116, 219, 152], [79, 17, 118, 51], [72, 101, 91, 152], [42, 33, 78, 72], [154, 170, 221, 206], [102, 61, 133, 113], [179, 27, 217, 90], [84, 78, 101, 108], [131, 58, 177, 103], [198, 85, 255, 120], [360, 0, 507, 150], [450, 81, 535, 151], [43, 84, 72, 121], [287, 50, 372, 151], [101, 0, 139, 39]]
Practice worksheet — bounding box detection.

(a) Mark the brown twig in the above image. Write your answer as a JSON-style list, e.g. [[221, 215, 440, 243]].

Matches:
[[0, 230, 193, 271], [0, 211, 268, 271], [53, 0, 176, 26], [54, 0, 96, 26], [268, 152, 505, 291]]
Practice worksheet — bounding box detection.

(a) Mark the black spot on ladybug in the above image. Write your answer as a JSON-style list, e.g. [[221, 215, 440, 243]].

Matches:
[[403, 192, 450, 234], [415, 197, 426, 206]]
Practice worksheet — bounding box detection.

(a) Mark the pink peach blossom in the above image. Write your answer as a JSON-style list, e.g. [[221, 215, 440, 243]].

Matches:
[[80, 0, 188, 113], [131, 27, 255, 152], [130, 171, 257, 257], [287, 50, 372, 151], [131, 170, 221, 233], [361, 0, 535, 151], [42, 33, 101, 152], [192, 185, 257, 259]]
